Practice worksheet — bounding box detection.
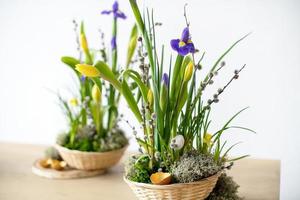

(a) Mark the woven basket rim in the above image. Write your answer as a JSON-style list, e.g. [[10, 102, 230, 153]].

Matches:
[[123, 171, 221, 189], [55, 143, 128, 156]]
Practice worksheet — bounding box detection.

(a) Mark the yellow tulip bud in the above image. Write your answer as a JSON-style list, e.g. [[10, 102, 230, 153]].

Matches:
[[183, 61, 194, 82], [70, 98, 78, 106], [75, 64, 100, 77], [92, 84, 101, 103], [80, 34, 89, 53], [147, 89, 154, 106], [204, 133, 212, 147]]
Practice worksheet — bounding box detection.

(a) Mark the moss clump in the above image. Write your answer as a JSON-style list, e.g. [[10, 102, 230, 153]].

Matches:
[[57, 126, 128, 152], [56, 132, 68, 146], [171, 151, 222, 183], [96, 129, 128, 152], [44, 146, 61, 160], [125, 154, 151, 183], [206, 173, 243, 200]]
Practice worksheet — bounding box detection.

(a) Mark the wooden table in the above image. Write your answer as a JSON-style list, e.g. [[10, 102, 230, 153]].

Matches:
[[0, 142, 280, 200]]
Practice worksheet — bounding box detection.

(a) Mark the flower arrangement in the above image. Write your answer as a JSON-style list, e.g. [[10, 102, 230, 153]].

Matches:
[[76, 0, 253, 198], [54, 1, 138, 170]]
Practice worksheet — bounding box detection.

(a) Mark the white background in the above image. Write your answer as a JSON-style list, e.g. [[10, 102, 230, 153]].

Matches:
[[0, 0, 299, 199]]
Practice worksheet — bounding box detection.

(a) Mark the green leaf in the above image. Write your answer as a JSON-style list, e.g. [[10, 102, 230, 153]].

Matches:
[[61, 56, 80, 70], [126, 24, 138, 68], [204, 33, 251, 82], [122, 69, 149, 101], [93, 61, 142, 122], [121, 80, 142, 122], [94, 61, 121, 90], [227, 155, 250, 162]]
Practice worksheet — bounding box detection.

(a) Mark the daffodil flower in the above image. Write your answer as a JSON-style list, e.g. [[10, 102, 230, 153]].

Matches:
[[183, 61, 194, 82], [203, 133, 212, 147], [101, 1, 126, 19], [75, 64, 100, 77], [147, 89, 154, 106], [92, 84, 101, 103], [170, 27, 195, 56], [70, 98, 78, 106]]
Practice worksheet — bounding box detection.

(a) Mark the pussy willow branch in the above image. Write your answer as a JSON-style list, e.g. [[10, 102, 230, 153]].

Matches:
[[98, 28, 108, 63], [190, 60, 225, 109], [72, 19, 82, 61], [183, 4, 190, 27], [207, 64, 246, 108]]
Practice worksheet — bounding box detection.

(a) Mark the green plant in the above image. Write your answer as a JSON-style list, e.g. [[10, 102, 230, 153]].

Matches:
[[206, 173, 243, 200], [77, 0, 254, 181], [57, 1, 138, 152]]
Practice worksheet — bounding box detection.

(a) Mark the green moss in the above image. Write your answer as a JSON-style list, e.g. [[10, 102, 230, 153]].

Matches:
[[206, 173, 243, 200], [58, 127, 128, 152], [171, 151, 222, 183], [125, 154, 151, 183]]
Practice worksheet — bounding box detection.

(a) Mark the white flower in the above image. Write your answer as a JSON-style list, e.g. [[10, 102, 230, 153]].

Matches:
[[170, 135, 185, 150]]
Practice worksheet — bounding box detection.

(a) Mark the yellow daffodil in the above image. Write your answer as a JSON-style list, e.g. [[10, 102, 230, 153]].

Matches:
[[203, 133, 212, 147], [75, 64, 100, 77], [70, 98, 78, 106], [183, 61, 194, 82], [92, 84, 101, 103], [147, 89, 154, 106]]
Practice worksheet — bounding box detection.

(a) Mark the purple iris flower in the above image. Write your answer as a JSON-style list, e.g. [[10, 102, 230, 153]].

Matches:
[[162, 73, 169, 87], [101, 1, 126, 19], [111, 36, 117, 50], [170, 27, 195, 56]]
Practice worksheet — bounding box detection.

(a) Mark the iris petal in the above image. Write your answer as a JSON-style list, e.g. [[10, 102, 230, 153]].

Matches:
[[181, 27, 190, 43], [170, 39, 180, 51], [101, 10, 112, 15], [112, 1, 119, 12], [177, 45, 190, 56], [186, 42, 196, 53], [115, 11, 126, 19]]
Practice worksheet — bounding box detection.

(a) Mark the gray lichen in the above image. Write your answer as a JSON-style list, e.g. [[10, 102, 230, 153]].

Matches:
[[44, 146, 61, 160], [96, 129, 128, 152], [171, 151, 222, 183], [206, 173, 243, 200], [56, 132, 68, 146]]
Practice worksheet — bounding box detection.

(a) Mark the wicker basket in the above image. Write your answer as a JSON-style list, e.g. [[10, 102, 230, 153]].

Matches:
[[124, 172, 220, 200], [55, 144, 127, 170]]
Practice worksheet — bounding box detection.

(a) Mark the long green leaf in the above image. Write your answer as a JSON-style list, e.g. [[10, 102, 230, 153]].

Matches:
[[121, 80, 142, 122], [126, 24, 138, 68], [94, 61, 121, 90], [122, 69, 149, 101]]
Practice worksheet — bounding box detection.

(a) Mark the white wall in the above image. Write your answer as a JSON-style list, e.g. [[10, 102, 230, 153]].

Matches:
[[0, 0, 299, 199]]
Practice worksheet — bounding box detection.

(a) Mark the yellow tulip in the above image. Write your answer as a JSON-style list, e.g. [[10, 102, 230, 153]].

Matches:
[[70, 98, 78, 106], [80, 34, 89, 53], [92, 84, 101, 103], [75, 64, 100, 77], [183, 61, 194, 82], [203, 133, 212, 147], [147, 89, 154, 106]]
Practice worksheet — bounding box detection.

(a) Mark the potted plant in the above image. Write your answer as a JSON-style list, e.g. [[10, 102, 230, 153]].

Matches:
[[55, 1, 138, 171], [76, 0, 253, 199]]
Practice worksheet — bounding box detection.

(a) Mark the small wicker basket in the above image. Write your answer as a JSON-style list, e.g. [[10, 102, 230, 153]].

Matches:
[[55, 144, 127, 170], [124, 172, 220, 200]]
